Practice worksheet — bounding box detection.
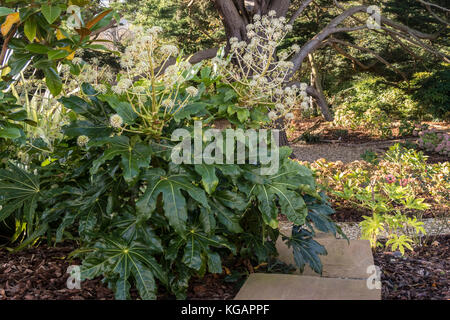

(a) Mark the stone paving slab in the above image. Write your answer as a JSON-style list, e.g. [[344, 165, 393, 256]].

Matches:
[[234, 273, 381, 300], [276, 237, 374, 279]]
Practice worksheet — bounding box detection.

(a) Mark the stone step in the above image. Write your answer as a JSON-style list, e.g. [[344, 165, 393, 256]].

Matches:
[[234, 273, 381, 300], [276, 237, 375, 279]]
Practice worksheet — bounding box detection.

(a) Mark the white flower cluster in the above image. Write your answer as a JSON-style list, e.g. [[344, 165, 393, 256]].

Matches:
[[120, 26, 179, 78], [112, 78, 133, 95], [215, 11, 309, 123], [77, 135, 89, 147], [186, 86, 198, 96], [163, 60, 192, 87], [61, 59, 114, 91], [110, 114, 124, 128]]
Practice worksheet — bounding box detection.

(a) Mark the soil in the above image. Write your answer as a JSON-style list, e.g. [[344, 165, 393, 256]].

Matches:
[[0, 244, 239, 300], [374, 235, 450, 300]]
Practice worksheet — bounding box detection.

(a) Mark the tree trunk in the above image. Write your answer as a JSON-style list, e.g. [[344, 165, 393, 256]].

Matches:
[[215, 0, 296, 152], [308, 53, 333, 121]]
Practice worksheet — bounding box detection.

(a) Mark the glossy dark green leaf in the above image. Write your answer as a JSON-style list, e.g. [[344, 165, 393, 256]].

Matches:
[[43, 67, 62, 96], [0, 127, 21, 139], [194, 164, 218, 195], [41, 5, 61, 24], [24, 17, 37, 42], [285, 227, 327, 274], [182, 235, 202, 270], [91, 136, 152, 183]]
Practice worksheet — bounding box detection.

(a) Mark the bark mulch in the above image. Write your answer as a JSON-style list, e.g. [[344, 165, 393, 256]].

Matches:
[[0, 245, 113, 300], [0, 244, 239, 300], [1, 237, 449, 300], [374, 235, 450, 300]]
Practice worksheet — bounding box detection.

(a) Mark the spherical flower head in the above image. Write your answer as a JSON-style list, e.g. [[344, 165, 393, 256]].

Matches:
[[94, 84, 108, 94], [149, 26, 163, 35], [285, 97, 294, 106], [186, 86, 199, 96], [300, 90, 308, 99], [400, 178, 409, 187], [229, 37, 239, 44], [285, 112, 294, 120], [243, 53, 252, 62], [112, 78, 133, 95], [301, 101, 309, 109], [161, 44, 179, 56], [275, 103, 285, 110], [133, 86, 146, 94], [77, 135, 89, 147], [110, 114, 124, 129], [253, 14, 261, 21], [291, 44, 301, 53], [72, 57, 83, 65], [299, 82, 308, 91], [247, 30, 256, 38], [385, 174, 396, 184], [274, 88, 284, 96], [268, 111, 277, 120], [162, 99, 174, 108], [268, 10, 277, 17]]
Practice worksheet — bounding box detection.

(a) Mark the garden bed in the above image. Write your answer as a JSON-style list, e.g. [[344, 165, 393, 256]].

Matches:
[[2, 235, 449, 300], [0, 244, 240, 300], [374, 235, 450, 300]]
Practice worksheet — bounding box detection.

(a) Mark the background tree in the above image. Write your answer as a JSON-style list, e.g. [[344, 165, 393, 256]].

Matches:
[[114, 0, 448, 123]]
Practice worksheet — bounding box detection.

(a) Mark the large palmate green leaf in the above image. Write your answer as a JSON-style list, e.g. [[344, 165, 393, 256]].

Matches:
[[175, 227, 235, 271], [81, 237, 166, 300], [136, 169, 209, 234], [241, 156, 314, 228], [208, 199, 243, 233], [284, 227, 327, 275], [63, 120, 113, 138], [111, 211, 164, 253], [91, 136, 152, 183], [0, 163, 40, 232]]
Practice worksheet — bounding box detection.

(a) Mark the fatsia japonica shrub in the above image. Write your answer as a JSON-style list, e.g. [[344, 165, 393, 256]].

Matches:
[[0, 26, 341, 300]]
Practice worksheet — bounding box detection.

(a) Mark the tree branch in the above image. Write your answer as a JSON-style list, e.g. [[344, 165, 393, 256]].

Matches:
[[327, 38, 408, 82], [289, 5, 369, 77], [288, 0, 314, 25]]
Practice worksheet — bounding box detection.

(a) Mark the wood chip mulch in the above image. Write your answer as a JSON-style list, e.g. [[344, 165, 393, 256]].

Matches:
[[1, 236, 449, 300], [374, 235, 450, 300], [0, 244, 239, 300], [0, 245, 114, 300]]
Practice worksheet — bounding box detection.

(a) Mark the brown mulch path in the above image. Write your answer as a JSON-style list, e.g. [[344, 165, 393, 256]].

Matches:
[[374, 235, 450, 300], [0, 245, 114, 300], [0, 244, 239, 300]]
